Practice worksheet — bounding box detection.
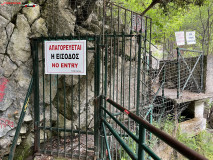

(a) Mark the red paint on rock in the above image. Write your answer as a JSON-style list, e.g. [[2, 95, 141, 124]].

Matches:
[[0, 78, 8, 102], [0, 118, 14, 129]]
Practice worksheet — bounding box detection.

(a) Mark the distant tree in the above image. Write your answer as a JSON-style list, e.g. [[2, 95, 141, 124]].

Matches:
[[181, 1, 213, 54]]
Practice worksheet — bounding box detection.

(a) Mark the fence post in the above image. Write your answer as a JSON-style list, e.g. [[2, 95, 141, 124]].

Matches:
[[33, 39, 40, 154], [200, 51, 204, 92], [177, 48, 180, 99], [136, 32, 142, 116], [138, 124, 145, 160], [94, 35, 101, 159]]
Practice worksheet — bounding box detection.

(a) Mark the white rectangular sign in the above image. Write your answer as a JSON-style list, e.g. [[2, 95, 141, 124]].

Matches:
[[45, 40, 86, 75], [132, 14, 145, 33], [186, 31, 196, 45], [175, 31, 185, 46]]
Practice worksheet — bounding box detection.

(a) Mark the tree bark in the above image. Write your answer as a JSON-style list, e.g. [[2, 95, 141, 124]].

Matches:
[[141, 0, 161, 16]]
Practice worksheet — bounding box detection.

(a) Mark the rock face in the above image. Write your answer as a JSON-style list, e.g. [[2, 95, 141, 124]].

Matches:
[[0, 0, 28, 21], [180, 118, 206, 136], [0, 0, 101, 158], [7, 14, 31, 66], [41, 0, 76, 36], [22, 6, 40, 25]]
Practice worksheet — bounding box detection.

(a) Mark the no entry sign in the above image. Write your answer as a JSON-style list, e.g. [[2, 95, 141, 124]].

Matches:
[[132, 14, 145, 33], [45, 40, 86, 75], [175, 31, 185, 46]]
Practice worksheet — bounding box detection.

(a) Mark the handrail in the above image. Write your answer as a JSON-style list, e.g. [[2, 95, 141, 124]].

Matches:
[[8, 77, 34, 160], [98, 95, 208, 160]]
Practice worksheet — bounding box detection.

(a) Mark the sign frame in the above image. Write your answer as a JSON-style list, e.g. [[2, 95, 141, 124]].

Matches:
[[45, 40, 87, 75]]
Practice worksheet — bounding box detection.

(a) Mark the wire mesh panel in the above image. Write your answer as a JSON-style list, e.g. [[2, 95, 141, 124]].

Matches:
[[32, 35, 98, 159]]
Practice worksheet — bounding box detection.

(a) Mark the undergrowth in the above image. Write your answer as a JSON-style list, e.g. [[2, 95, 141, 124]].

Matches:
[[120, 117, 213, 160]]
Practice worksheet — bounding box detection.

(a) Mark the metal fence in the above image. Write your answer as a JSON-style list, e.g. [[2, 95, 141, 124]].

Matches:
[[96, 95, 208, 160], [32, 35, 98, 159]]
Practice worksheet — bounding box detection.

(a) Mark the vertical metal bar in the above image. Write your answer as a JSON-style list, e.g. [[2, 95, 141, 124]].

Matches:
[[86, 35, 88, 158], [34, 39, 40, 154], [177, 48, 180, 99], [148, 51, 152, 104], [148, 19, 152, 105], [71, 75, 74, 158], [122, 31, 125, 107], [134, 37, 137, 107], [121, 31, 125, 158], [131, 11, 133, 31], [137, 33, 142, 116], [136, 33, 142, 157], [163, 34, 165, 93], [109, 39, 113, 158], [102, 0, 105, 42], [116, 39, 119, 104], [50, 73, 52, 154], [78, 75, 81, 158], [63, 76, 66, 157], [200, 52, 204, 91], [124, 10, 127, 32], [113, 31, 116, 102], [120, 31, 124, 105], [142, 17, 148, 108], [42, 37, 46, 154], [111, 3, 113, 33], [57, 74, 59, 157], [128, 32, 133, 149], [118, 6, 120, 32], [94, 36, 101, 159], [104, 34, 108, 113], [138, 124, 145, 160], [112, 31, 116, 160]]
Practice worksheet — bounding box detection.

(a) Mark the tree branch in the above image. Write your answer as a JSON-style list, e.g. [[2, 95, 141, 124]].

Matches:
[[141, 0, 161, 16]]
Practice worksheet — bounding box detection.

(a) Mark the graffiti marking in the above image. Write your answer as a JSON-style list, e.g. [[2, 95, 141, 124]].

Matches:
[[0, 78, 8, 102], [0, 118, 14, 129]]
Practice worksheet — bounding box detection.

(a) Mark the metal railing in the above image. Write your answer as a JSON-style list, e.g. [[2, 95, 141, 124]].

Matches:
[[8, 77, 34, 160], [96, 95, 208, 160]]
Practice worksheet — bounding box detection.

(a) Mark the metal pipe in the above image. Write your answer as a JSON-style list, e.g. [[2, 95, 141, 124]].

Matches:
[[177, 48, 180, 99], [102, 122, 112, 160], [102, 96, 208, 160], [178, 48, 203, 53], [102, 119, 138, 160]]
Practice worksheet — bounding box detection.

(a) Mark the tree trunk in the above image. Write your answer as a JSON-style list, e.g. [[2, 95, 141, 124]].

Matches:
[[141, 0, 161, 16]]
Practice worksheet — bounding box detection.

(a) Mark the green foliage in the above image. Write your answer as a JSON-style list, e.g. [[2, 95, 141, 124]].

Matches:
[[114, 0, 213, 55], [177, 131, 213, 159], [120, 116, 213, 159], [113, 0, 186, 43]]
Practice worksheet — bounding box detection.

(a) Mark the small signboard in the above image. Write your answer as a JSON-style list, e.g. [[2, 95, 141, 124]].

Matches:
[[186, 31, 196, 45], [132, 14, 145, 33], [175, 31, 185, 46], [45, 40, 86, 75]]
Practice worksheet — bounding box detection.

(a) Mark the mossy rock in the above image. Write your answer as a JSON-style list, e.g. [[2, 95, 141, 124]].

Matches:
[[13, 133, 34, 160], [13, 141, 33, 160]]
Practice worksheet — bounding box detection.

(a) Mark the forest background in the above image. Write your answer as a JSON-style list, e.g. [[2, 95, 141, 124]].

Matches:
[[114, 0, 213, 56]]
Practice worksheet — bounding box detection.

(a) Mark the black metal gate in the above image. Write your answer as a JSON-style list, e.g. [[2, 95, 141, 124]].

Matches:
[[31, 29, 149, 159], [32, 35, 101, 159]]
